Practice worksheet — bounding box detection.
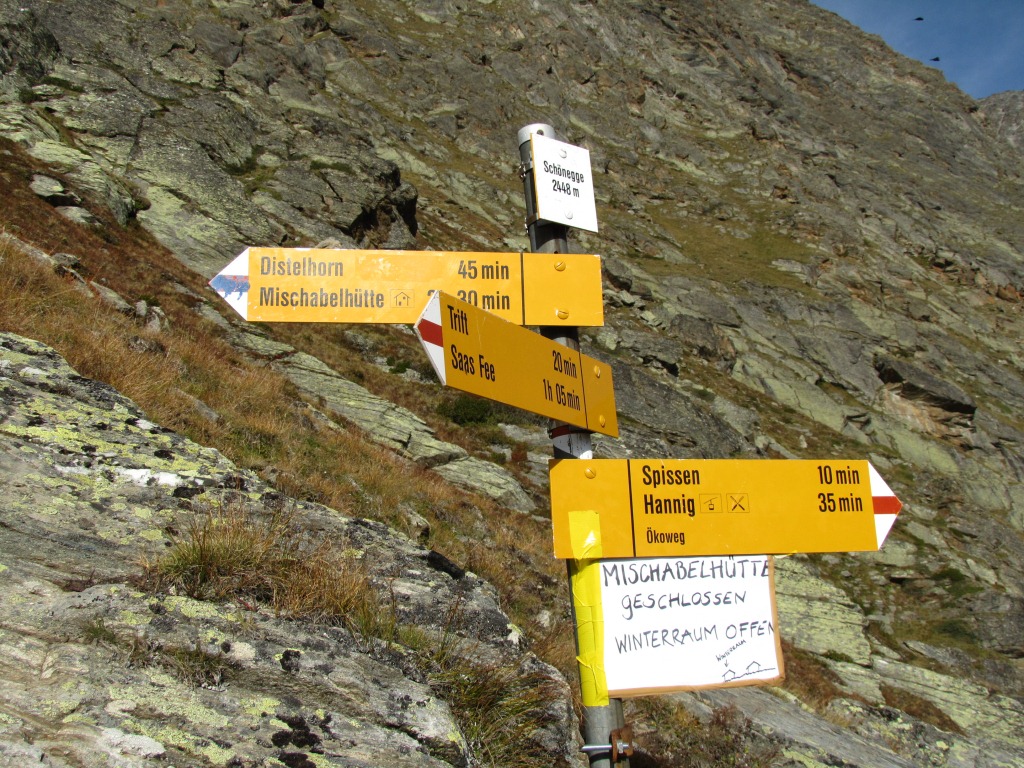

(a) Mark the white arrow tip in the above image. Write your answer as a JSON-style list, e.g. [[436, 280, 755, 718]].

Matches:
[[209, 249, 251, 319], [875, 514, 898, 547], [413, 291, 445, 384], [868, 462, 902, 547]]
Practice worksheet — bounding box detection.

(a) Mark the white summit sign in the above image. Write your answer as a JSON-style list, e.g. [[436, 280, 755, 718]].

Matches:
[[530, 133, 599, 233]]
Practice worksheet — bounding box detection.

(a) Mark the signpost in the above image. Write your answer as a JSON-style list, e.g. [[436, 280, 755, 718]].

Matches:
[[414, 290, 618, 437], [551, 458, 901, 559], [584, 555, 783, 696], [517, 123, 635, 767], [210, 247, 604, 327], [206, 119, 906, 766]]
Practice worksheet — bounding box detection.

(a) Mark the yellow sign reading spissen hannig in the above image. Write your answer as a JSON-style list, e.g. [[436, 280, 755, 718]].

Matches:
[[210, 247, 604, 327], [550, 459, 902, 559]]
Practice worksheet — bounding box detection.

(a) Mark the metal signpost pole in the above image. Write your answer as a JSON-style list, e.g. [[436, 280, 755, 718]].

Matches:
[[517, 123, 629, 768]]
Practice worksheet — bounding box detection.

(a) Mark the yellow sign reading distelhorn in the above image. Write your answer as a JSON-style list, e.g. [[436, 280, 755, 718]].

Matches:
[[209, 247, 604, 327], [550, 459, 902, 558]]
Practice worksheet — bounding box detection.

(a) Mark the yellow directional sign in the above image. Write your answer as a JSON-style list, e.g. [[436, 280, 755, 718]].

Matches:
[[209, 247, 604, 327], [415, 291, 618, 437], [550, 459, 902, 558]]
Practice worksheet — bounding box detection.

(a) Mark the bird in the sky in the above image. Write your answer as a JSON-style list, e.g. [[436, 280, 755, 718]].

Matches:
[[915, 17, 924, 21], [930, 57, 941, 62]]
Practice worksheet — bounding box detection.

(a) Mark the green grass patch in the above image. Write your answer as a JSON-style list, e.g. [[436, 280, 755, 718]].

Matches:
[[641, 208, 819, 294]]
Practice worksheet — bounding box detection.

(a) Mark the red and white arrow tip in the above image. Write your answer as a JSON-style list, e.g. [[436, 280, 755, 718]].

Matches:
[[870, 463, 902, 547], [414, 290, 446, 384], [209, 248, 251, 319]]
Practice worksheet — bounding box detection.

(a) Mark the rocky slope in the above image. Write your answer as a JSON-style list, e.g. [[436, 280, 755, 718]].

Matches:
[[0, 327, 577, 767], [981, 90, 1024, 151], [2, 0, 1023, 766]]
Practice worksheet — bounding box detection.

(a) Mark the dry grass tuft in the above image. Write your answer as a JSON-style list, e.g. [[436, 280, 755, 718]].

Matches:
[[162, 644, 240, 689], [435, 657, 560, 767], [400, 601, 562, 768], [145, 503, 380, 633], [779, 639, 846, 710], [630, 698, 781, 768], [78, 617, 238, 689], [880, 684, 964, 735]]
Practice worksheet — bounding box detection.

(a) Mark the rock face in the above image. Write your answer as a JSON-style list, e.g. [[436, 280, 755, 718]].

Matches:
[[0, 331, 579, 767], [2, 0, 1024, 766], [981, 90, 1024, 150]]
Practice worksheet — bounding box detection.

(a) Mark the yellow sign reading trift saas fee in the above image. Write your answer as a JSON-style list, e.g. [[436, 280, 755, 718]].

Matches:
[[415, 291, 618, 436]]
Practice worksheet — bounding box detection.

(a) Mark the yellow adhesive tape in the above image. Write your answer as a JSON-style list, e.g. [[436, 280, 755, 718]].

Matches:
[[570, 558, 608, 707], [568, 509, 603, 560]]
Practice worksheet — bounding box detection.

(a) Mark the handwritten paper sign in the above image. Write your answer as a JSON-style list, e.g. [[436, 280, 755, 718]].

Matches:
[[595, 555, 784, 696]]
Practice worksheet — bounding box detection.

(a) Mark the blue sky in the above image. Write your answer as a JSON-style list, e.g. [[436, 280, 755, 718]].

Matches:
[[812, 1, 1024, 98]]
